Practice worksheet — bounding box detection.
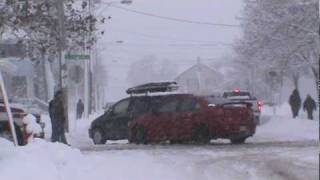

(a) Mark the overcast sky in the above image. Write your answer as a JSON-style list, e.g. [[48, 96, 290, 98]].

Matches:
[[96, 0, 244, 101]]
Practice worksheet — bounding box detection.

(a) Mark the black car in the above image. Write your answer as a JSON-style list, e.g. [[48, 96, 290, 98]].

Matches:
[[89, 82, 177, 144]]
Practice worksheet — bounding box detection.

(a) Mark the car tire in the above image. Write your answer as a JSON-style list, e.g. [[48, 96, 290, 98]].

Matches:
[[92, 128, 106, 145], [192, 124, 210, 144], [230, 137, 246, 144], [133, 126, 147, 144]]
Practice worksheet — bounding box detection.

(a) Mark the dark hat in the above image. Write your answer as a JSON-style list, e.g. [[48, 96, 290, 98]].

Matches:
[[55, 90, 62, 97]]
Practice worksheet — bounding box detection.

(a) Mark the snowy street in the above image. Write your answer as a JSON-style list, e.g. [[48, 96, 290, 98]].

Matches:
[[1, 0, 319, 179], [2, 104, 316, 180], [80, 141, 318, 180]]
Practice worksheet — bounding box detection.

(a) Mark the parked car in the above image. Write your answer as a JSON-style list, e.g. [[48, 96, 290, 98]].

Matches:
[[89, 82, 179, 144], [0, 98, 46, 145], [223, 89, 262, 125], [89, 82, 256, 144], [128, 94, 256, 144]]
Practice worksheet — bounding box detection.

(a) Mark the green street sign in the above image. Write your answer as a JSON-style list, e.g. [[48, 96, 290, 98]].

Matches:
[[65, 54, 90, 60]]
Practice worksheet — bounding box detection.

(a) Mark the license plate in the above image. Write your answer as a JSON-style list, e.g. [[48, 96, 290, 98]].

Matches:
[[240, 126, 247, 131]]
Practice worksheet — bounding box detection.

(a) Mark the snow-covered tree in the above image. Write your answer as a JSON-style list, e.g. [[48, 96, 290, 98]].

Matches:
[[235, 0, 319, 99], [1, 0, 101, 101]]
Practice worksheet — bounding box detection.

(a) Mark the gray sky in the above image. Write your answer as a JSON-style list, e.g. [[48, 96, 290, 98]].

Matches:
[[96, 0, 244, 101]]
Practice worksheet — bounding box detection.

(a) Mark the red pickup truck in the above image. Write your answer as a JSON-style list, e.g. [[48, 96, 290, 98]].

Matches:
[[128, 94, 256, 144]]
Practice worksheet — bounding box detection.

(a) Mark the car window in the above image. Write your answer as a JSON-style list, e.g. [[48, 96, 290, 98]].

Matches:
[[131, 99, 150, 115], [113, 99, 130, 116], [157, 98, 179, 113], [223, 92, 252, 99], [179, 99, 200, 112]]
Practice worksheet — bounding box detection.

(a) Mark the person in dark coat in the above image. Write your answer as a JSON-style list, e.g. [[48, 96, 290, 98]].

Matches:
[[76, 99, 84, 120], [303, 94, 317, 120], [289, 89, 301, 118], [49, 90, 68, 144]]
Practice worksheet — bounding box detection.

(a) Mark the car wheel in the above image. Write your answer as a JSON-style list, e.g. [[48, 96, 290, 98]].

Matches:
[[230, 137, 246, 144], [134, 126, 147, 144], [192, 124, 210, 144], [92, 128, 106, 145]]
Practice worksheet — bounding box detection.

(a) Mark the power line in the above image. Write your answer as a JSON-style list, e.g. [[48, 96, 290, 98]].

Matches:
[[110, 5, 240, 28], [99, 43, 232, 47], [108, 28, 233, 44]]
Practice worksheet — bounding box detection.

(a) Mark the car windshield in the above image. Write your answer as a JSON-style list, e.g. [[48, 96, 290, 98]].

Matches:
[[223, 92, 252, 100], [205, 96, 230, 105]]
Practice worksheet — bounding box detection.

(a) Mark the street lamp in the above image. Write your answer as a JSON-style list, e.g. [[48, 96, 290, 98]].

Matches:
[[120, 0, 132, 5]]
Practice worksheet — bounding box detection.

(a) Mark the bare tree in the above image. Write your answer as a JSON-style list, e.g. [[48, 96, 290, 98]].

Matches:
[[235, 0, 319, 99]]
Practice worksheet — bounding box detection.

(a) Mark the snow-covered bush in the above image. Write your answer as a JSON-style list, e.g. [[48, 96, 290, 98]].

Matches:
[[22, 114, 42, 143]]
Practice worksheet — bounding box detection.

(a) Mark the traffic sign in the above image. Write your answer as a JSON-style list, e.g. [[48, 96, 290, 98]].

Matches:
[[65, 54, 90, 60]]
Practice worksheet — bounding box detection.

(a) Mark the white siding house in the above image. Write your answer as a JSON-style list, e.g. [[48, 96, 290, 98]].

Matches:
[[175, 61, 224, 95]]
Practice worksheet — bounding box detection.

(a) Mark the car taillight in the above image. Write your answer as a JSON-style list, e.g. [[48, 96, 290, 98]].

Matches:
[[257, 100, 262, 112], [234, 88, 240, 93]]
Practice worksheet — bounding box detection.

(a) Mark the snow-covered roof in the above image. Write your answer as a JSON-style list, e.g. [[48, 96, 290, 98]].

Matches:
[[175, 62, 223, 81]]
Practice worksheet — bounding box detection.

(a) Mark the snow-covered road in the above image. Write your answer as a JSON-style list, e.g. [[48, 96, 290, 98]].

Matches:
[[79, 140, 318, 180], [1, 104, 318, 180]]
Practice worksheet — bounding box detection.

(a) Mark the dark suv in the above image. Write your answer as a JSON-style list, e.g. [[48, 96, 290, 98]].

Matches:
[[89, 95, 152, 144], [89, 82, 179, 144]]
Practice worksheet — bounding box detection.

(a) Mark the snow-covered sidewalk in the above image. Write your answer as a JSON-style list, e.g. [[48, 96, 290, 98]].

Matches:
[[249, 103, 318, 142], [0, 137, 318, 180]]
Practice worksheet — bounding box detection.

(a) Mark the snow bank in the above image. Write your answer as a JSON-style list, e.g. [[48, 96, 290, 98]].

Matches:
[[0, 138, 91, 180], [0, 138, 192, 180], [249, 103, 319, 142]]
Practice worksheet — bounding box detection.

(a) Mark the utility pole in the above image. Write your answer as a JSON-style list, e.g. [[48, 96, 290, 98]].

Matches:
[[56, 0, 69, 131]]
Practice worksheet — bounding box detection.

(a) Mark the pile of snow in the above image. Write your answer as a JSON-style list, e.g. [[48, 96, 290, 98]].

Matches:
[[23, 114, 42, 134], [249, 103, 319, 142], [22, 114, 42, 143], [0, 138, 91, 180], [0, 138, 191, 180]]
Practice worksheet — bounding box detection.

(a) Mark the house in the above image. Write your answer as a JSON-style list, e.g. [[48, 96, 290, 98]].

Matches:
[[0, 57, 35, 98], [175, 60, 224, 95], [0, 40, 35, 99]]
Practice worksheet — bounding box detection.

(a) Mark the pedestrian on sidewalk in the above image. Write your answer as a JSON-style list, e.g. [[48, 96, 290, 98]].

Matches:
[[303, 94, 317, 120], [49, 90, 68, 144], [76, 99, 84, 120], [289, 89, 301, 118]]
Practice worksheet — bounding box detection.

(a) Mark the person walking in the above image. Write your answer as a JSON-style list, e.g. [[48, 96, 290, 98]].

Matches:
[[289, 89, 301, 118], [76, 99, 84, 120], [49, 90, 68, 144], [303, 94, 317, 120]]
